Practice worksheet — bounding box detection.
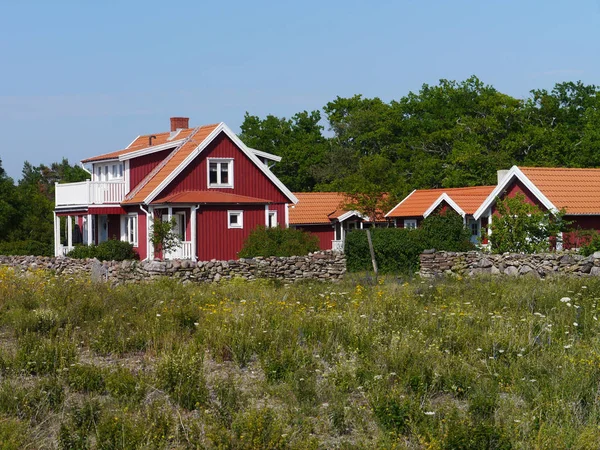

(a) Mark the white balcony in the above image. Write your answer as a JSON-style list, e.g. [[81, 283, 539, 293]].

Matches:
[[55, 181, 127, 207]]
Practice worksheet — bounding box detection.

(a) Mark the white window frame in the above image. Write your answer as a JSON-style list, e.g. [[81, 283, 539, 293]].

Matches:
[[122, 213, 138, 246], [207, 158, 234, 188], [266, 209, 278, 228], [228, 210, 243, 229], [404, 219, 417, 229]]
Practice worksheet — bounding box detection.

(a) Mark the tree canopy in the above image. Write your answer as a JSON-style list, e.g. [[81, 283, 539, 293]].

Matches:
[[240, 76, 600, 208]]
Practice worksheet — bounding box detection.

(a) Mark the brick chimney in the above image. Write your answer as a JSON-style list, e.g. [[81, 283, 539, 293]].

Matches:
[[170, 117, 189, 131]]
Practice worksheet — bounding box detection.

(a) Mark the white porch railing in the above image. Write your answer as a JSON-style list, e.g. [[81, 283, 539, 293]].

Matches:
[[164, 241, 193, 260], [55, 181, 127, 207], [332, 240, 344, 252], [58, 245, 74, 256]]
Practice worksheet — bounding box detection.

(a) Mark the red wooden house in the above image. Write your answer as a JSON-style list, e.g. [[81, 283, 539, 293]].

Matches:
[[289, 192, 383, 251], [54, 118, 297, 260], [385, 186, 496, 244], [474, 166, 600, 249]]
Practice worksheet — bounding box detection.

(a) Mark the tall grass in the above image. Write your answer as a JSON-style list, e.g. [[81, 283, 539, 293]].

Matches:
[[0, 266, 600, 448]]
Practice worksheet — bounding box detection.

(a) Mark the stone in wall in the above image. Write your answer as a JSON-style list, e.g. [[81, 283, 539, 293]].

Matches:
[[0, 251, 346, 285], [420, 250, 600, 278]]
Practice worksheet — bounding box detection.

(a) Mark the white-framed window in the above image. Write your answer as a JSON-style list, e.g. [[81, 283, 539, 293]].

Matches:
[[208, 158, 233, 188], [123, 214, 138, 246], [94, 162, 124, 181], [404, 219, 417, 229], [267, 210, 278, 228], [228, 210, 243, 229]]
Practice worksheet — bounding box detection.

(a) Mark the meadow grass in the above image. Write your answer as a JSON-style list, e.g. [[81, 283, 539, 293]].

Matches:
[[0, 266, 600, 448]]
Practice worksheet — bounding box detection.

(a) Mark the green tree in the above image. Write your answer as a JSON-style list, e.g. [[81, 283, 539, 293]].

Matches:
[[150, 215, 181, 259], [490, 193, 567, 254], [0, 158, 19, 241], [239, 111, 328, 191]]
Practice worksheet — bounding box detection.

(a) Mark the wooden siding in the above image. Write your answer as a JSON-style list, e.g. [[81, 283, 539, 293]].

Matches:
[[129, 149, 173, 190], [160, 134, 290, 204], [492, 178, 546, 213], [196, 205, 265, 261], [563, 216, 600, 249], [295, 224, 334, 250]]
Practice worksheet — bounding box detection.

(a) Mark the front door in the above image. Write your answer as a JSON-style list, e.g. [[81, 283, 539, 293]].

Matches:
[[98, 215, 108, 243], [468, 218, 480, 245]]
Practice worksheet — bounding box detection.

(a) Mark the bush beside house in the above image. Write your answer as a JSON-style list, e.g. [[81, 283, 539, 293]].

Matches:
[[239, 226, 320, 258], [346, 211, 473, 273]]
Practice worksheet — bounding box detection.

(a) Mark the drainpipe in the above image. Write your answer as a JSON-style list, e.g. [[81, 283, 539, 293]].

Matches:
[[191, 204, 200, 261], [139, 204, 151, 261]]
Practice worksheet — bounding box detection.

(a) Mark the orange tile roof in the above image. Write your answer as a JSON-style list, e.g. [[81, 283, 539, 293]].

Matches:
[[122, 124, 220, 204], [81, 128, 197, 163], [153, 191, 270, 205], [289, 192, 351, 224], [387, 186, 496, 217], [519, 167, 600, 214]]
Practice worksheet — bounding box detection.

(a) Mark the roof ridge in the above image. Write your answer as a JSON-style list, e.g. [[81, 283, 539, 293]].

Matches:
[[124, 126, 203, 203]]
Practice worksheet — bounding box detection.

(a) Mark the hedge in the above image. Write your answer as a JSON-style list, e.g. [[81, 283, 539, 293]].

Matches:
[[239, 226, 320, 258], [67, 240, 138, 261], [345, 211, 474, 274]]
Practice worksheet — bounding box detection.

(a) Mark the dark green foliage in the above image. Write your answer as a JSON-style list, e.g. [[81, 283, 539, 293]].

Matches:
[[420, 210, 475, 252], [579, 230, 600, 256], [238, 225, 320, 258], [0, 239, 53, 256], [67, 239, 137, 261], [345, 211, 473, 273]]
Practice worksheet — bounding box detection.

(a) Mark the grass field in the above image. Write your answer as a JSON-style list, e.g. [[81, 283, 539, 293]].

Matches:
[[1, 267, 600, 449]]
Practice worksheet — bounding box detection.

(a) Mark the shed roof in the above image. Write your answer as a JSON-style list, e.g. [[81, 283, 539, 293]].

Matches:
[[386, 186, 496, 218]]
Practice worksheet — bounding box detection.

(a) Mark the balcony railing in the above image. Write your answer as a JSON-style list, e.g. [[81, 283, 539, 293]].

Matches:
[[164, 241, 194, 260], [55, 181, 127, 207]]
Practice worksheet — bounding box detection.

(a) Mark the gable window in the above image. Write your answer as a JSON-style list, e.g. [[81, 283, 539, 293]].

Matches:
[[208, 158, 233, 188], [267, 210, 278, 228], [404, 219, 417, 229], [122, 214, 138, 246], [228, 210, 243, 229]]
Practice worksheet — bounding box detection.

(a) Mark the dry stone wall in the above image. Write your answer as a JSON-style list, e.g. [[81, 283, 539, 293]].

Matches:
[[420, 250, 600, 278], [0, 252, 346, 284]]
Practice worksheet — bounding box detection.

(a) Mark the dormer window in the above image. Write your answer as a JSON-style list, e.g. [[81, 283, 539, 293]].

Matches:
[[208, 158, 233, 188], [94, 162, 124, 181]]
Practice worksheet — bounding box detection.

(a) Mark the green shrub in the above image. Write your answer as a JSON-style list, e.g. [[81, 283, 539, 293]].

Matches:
[[156, 349, 208, 410], [346, 211, 473, 273], [66, 364, 105, 394], [0, 240, 52, 257], [105, 367, 146, 403], [579, 230, 600, 256], [14, 333, 77, 375], [67, 239, 137, 261], [239, 226, 319, 258]]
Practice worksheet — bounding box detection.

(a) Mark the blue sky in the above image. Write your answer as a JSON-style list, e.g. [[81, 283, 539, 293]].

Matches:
[[1, 0, 599, 180]]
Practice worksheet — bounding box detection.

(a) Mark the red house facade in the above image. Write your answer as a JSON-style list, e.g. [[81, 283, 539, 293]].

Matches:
[[289, 192, 385, 251], [54, 118, 297, 260], [474, 166, 600, 249], [385, 186, 495, 244]]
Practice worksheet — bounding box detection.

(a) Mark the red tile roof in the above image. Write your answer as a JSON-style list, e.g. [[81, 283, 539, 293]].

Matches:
[[386, 186, 496, 218], [289, 192, 352, 224], [519, 167, 600, 214], [122, 124, 220, 204], [81, 128, 197, 163], [152, 191, 270, 205]]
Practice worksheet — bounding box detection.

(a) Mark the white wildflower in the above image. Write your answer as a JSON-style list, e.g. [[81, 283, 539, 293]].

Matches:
[[560, 297, 571, 303], [424, 411, 435, 416]]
